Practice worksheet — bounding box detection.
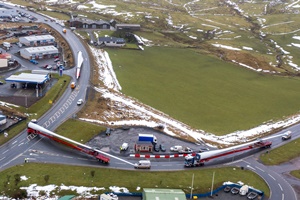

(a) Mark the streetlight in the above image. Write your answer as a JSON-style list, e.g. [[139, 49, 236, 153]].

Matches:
[[210, 171, 215, 196], [190, 173, 194, 199]]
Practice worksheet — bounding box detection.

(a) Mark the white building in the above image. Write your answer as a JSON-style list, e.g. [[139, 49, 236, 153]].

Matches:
[[19, 35, 55, 47], [0, 5, 19, 18], [0, 114, 6, 125], [20, 46, 59, 60]]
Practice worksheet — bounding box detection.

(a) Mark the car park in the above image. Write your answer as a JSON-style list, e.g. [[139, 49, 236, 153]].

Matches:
[[77, 99, 83, 105], [159, 144, 166, 152], [29, 59, 38, 64]]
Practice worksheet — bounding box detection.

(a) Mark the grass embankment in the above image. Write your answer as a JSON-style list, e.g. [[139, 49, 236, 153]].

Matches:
[[107, 46, 300, 135], [0, 74, 71, 145], [260, 138, 300, 165], [54, 119, 106, 143], [0, 164, 270, 197]]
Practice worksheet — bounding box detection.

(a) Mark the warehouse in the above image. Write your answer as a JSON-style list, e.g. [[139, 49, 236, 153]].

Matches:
[[142, 188, 186, 200], [20, 46, 58, 60], [19, 35, 55, 47], [0, 114, 6, 125]]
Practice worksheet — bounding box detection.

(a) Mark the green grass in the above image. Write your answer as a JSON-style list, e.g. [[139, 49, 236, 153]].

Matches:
[[260, 137, 300, 165], [55, 119, 106, 143], [290, 170, 300, 180], [107, 46, 300, 135], [0, 164, 270, 197]]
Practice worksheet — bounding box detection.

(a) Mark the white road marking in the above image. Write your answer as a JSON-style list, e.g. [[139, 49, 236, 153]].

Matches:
[[278, 183, 283, 191], [268, 174, 276, 180], [2, 150, 8, 154], [12, 140, 18, 145], [282, 193, 284, 200], [223, 159, 242, 165], [246, 165, 256, 170], [256, 166, 265, 172], [243, 160, 250, 164], [0, 157, 5, 161], [18, 142, 24, 146]]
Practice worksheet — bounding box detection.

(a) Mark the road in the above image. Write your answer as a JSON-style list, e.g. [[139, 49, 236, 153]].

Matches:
[[0, 3, 299, 200]]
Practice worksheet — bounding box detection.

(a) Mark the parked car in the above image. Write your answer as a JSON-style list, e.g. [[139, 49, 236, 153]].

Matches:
[[54, 58, 60, 62], [43, 64, 48, 68], [154, 144, 160, 152], [247, 192, 258, 200], [120, 143, 129, 151], [77, 99, 83, 105], [29, 59, 38, 64], [159, 144, 166, 152], [199, 148, 210, 152], [46, 65, 52, 70], [231, 187, 239, 195], [223, 186, 231, 193]]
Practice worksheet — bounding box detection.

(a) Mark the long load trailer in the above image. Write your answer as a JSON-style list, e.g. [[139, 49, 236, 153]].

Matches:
[[184, 140, 272, 167], [27, 122, 110, 163], [76, 51, 83, 79]]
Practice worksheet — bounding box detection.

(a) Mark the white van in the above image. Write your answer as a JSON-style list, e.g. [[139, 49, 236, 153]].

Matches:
[[134, 160, 151, 169]]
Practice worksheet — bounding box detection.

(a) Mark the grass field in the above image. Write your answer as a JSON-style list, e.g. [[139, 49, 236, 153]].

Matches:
[[260, 137, 300, 165], [107, 46, 300, 135], [0, 164, 270, 197]]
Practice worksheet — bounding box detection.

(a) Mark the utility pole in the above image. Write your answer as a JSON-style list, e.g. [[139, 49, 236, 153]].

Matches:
[[210, 171, 215, 196], [190, 173, 194, 199]]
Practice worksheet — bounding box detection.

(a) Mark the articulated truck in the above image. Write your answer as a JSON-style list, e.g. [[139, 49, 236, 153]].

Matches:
[[27, 122, 110, 163], [184, 140, 272, 167]]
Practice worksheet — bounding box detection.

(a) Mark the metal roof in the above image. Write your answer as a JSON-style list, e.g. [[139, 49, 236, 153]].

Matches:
[[20, 35, 55, 42], [143, 188, 186, 200], [98, 37, 125, 43], [23, 45, 58, 54], [5, 73, 49, 84]]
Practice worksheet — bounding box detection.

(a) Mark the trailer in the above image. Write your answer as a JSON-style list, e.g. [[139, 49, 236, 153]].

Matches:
[[27, 122, 110, 163], [184, 140, 272, 167]]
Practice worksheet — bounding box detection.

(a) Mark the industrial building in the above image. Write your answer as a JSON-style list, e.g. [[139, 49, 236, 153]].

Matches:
[[0, 5, 19, 19], [0, 114, 6, 125], [142, 188, 186, 200], [19, 35, 55, 47], [20, 45, 58, 60]]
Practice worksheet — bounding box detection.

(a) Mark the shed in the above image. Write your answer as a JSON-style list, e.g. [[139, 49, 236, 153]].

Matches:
[[143, 188, 186, 200], [98, 37, 125, 47], [0, 114, 6, 125], [19, 35, 55, 46], [135, 141, 153, 152], [20, 46, 58, 60]]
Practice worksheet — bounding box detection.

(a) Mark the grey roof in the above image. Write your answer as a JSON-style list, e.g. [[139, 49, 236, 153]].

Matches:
[[24, 46, 58, 54], [5, 73, 49, 84], [20, 35, 55, 42], [98, 37, 125, 43], [70, 17, 109, 25]]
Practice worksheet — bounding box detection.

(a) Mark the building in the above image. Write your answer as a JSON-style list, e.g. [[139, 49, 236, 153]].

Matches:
[[0, 5, 19, 19], [115, 24, 141, 31], [134, 141, 153, 152], [98, 37, 125, 47], [69, 18, 110, 29], [19, 35, 55, 47], [20, 46, 58, 60], [142, 188, 186, 200], [0, 114, 6, 125]]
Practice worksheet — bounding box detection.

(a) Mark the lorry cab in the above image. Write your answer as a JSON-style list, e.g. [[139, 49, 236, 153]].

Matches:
[[70, 82, 76, 89], [134, 160, 151, 169]]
